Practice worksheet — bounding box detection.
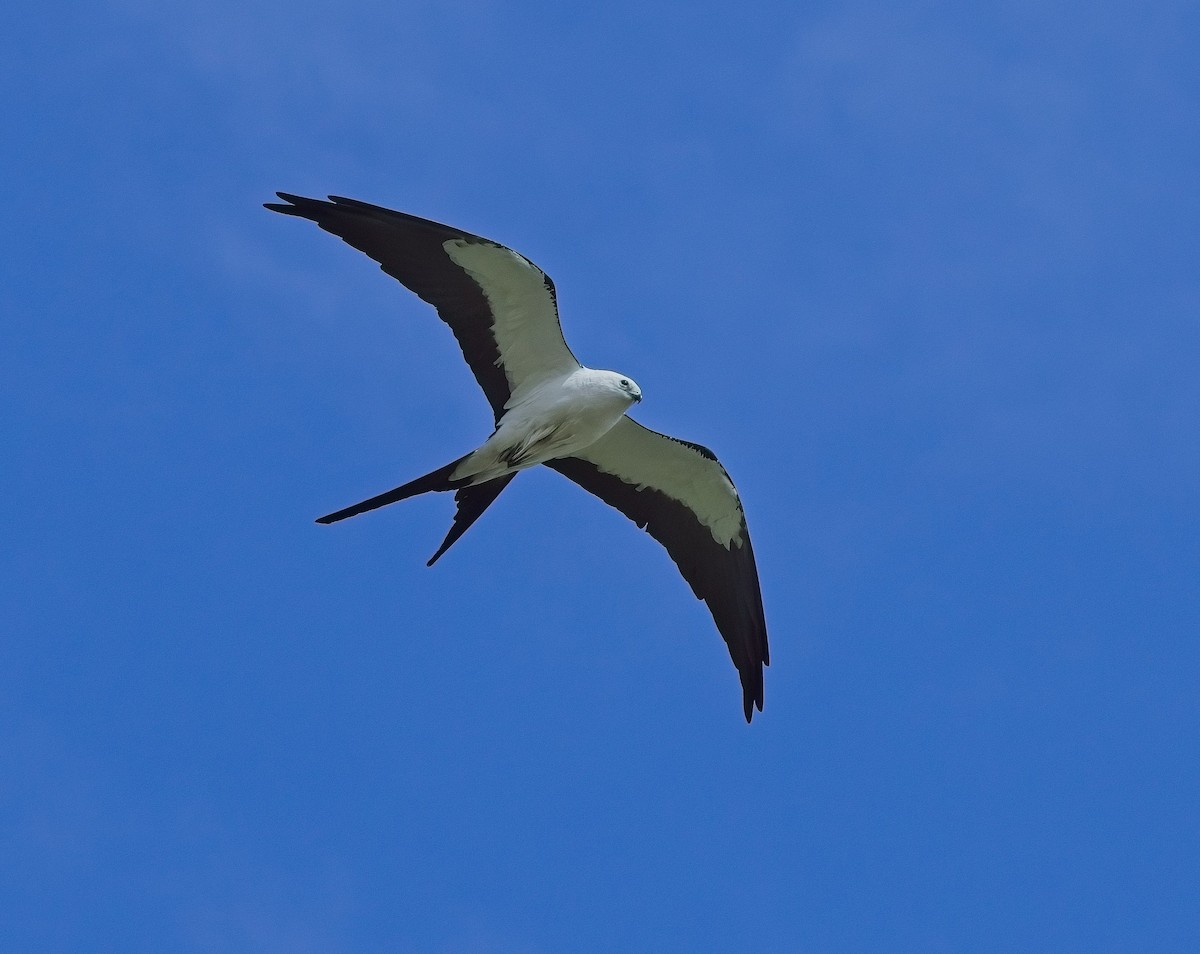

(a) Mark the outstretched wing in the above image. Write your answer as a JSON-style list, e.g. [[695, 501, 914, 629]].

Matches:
[[265, 194, 580, 421], [544, 419, 769, 721]]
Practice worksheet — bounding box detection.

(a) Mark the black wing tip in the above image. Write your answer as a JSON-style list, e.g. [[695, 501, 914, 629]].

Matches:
[[742, 680, 765, 723], [265, 191, 348, 217], [263, 192, 487, 244], [739, 636, 767, 723], [264, 192, 317, 216], [265, 191, 358, 211], [264, 191, 403, 217]]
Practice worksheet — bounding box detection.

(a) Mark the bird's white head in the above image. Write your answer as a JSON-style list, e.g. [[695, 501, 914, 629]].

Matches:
[[603, 371, 642, 404]]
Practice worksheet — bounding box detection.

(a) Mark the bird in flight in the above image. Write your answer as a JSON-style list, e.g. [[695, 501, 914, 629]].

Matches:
[[266, 194, 769, 720]]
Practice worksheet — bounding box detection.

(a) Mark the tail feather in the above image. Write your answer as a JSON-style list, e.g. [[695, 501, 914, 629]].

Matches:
[[315, 454, 471, 525], [426, 474, 516, 566]]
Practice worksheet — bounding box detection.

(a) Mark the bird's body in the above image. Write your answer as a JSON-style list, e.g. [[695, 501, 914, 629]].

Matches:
[[454, 367, 642, 483], [266, 193, 770, 720]]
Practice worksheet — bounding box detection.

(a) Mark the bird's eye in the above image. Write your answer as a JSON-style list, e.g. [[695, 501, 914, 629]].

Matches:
[[620, 379, 630, 388]]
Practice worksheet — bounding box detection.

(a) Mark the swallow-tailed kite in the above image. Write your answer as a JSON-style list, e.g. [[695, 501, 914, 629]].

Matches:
[[266, 194, 770, 720]]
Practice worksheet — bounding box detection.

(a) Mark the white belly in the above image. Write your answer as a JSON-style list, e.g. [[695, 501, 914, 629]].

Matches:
[[451, 369, 633, 483]]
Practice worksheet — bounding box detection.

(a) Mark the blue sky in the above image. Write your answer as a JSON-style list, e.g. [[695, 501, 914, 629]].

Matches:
[[4, 0, 1198, 950]]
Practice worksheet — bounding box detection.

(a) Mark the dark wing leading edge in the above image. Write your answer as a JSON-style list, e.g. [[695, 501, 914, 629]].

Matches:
[[264, 194, 580, 422], [544, 418, 770, 721]]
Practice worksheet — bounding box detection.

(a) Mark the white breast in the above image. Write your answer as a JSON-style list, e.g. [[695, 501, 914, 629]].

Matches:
[[452, 368, 633, 483]]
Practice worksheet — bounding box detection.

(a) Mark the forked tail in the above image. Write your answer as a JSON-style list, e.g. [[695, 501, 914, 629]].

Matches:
[[426, 475, 517, 566], [315, 455, 472, 524], [316, 456, 518, 565]]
